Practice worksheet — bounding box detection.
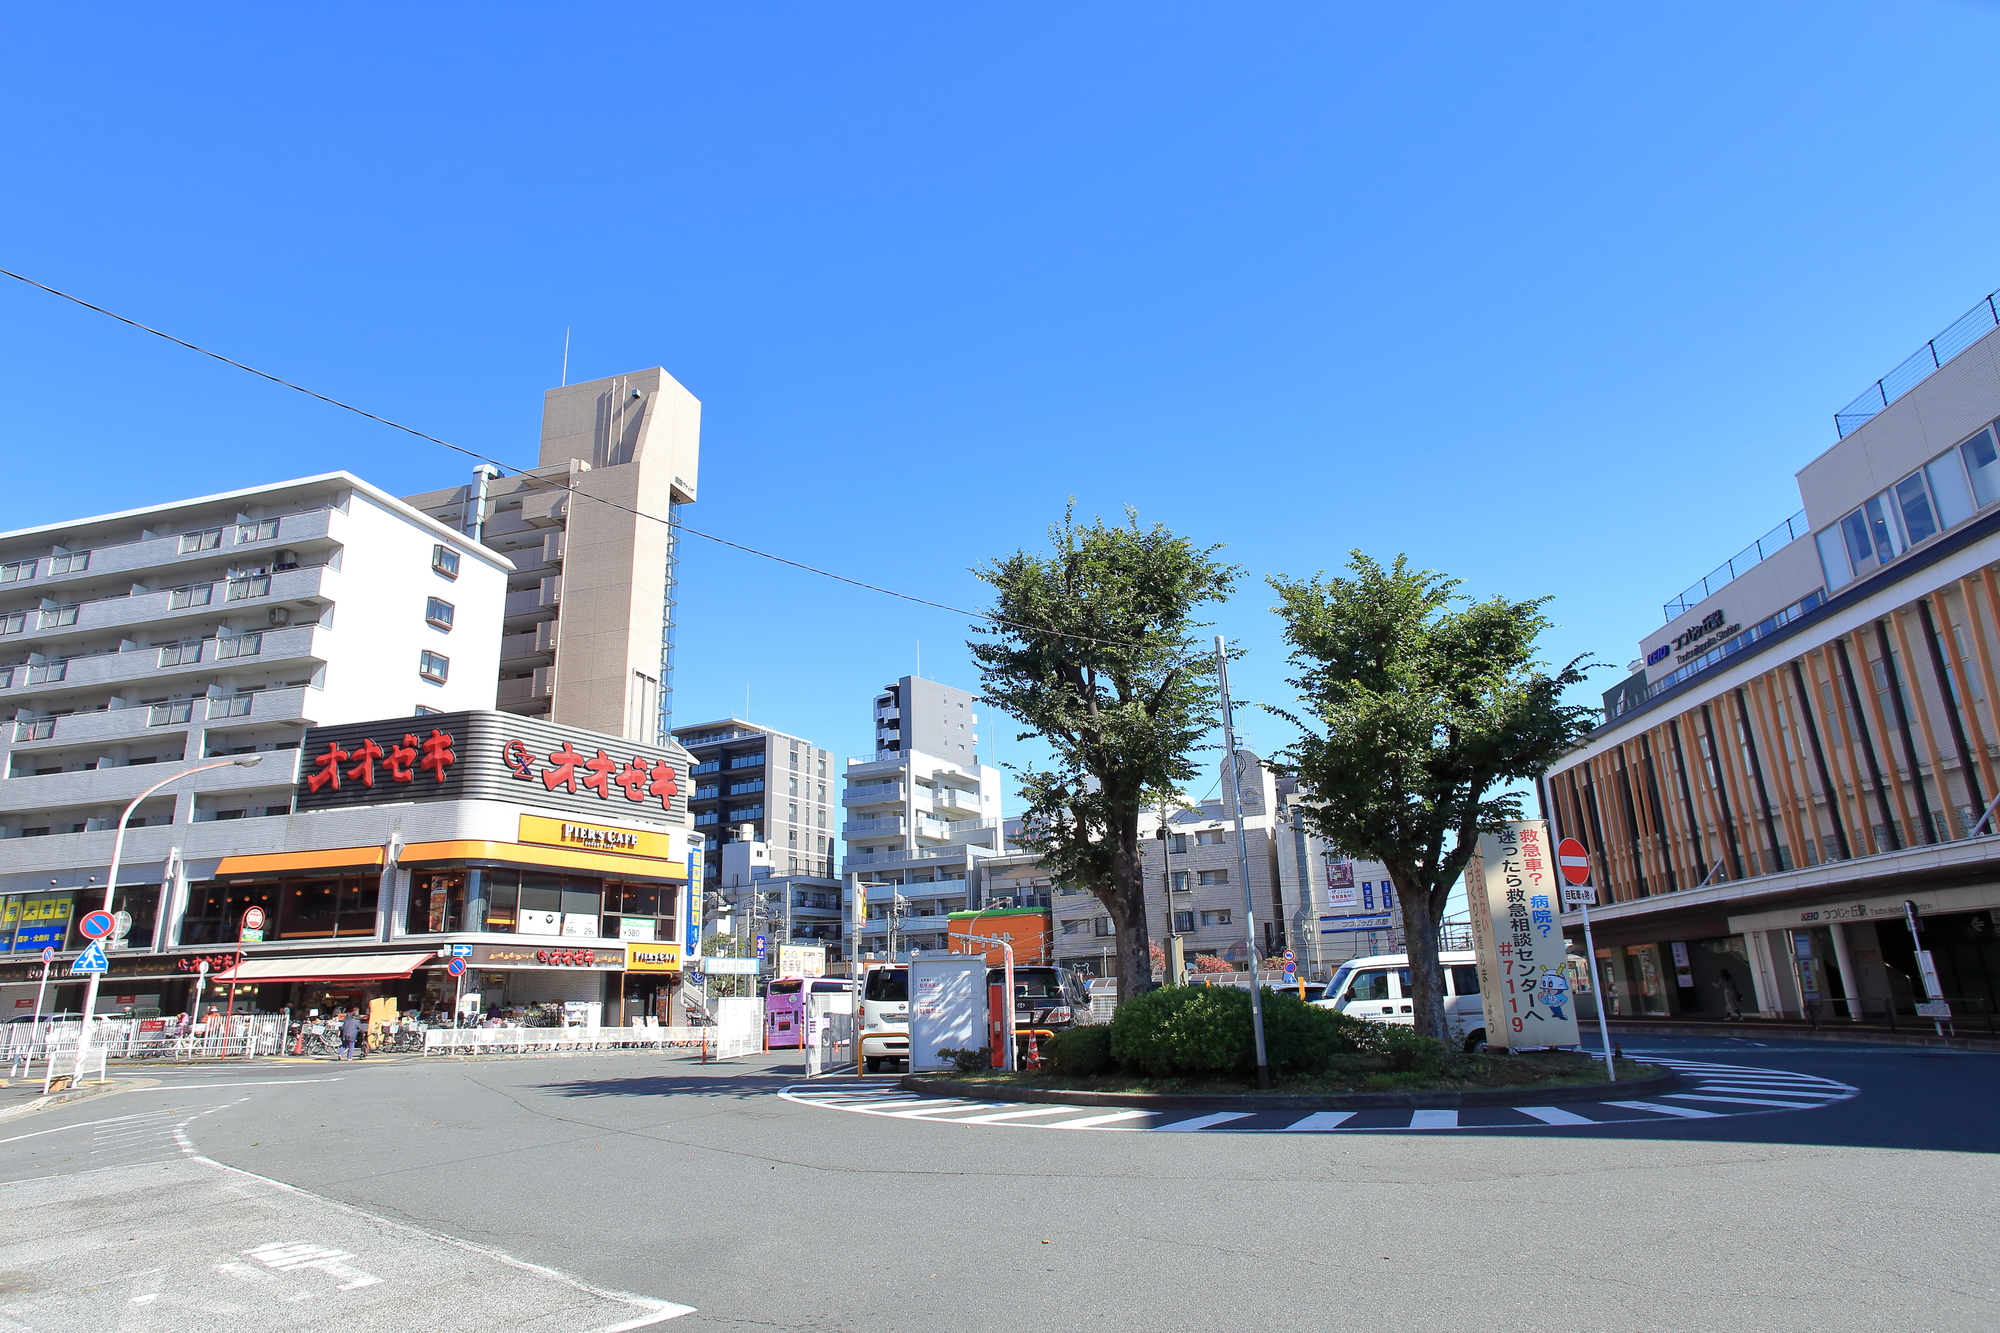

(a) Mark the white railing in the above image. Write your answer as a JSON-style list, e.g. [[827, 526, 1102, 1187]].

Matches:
[[422, 1025, 715, 1056]]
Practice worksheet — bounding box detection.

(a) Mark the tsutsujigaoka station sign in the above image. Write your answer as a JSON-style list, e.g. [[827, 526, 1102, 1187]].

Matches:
[[1465, 820, 1580, 1051]]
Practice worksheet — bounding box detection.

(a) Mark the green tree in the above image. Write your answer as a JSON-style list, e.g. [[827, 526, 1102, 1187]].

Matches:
[[1265, 553, 1595, 1042], [972, 508, 1241, 1001]]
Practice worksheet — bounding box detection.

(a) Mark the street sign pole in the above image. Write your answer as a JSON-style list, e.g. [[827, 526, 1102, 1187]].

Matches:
[[1575, 897, 1614, 1082], [32, 947, 53, 1046], [1556, 837, 1615, 1082], [1214, 636, 1270, 1089]]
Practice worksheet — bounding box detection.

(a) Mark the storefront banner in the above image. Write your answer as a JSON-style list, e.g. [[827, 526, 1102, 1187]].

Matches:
[[517, 814, 677, 863], [1466, 820, 1580, 1051], [777, 944, 826, 977], [626, 943, 683, 973], [469, 943, 624, 970], [1324, 860, 1358, 909]]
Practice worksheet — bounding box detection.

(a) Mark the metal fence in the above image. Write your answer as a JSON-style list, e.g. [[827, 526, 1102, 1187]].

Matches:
[[1835, 290, 2000, 438], [1662, 511, 1811, 621], [421, 1025, 715, 1056]]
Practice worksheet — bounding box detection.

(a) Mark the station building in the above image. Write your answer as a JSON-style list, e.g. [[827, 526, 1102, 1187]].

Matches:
[[1543, 291, 2000, 1024]]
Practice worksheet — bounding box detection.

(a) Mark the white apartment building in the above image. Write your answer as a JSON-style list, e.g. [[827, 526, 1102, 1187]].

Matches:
[[0, 473, 510, 844], [1273, 789, 1398, 981], [843, 676, 1004, 960], [404, 367, 700, 746]]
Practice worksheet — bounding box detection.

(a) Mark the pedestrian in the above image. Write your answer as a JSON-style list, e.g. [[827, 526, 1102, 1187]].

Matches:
[[1717, 968, 1744, 1021], [175, 1010, 191, 1038], [339, 1008, 363, 1060]]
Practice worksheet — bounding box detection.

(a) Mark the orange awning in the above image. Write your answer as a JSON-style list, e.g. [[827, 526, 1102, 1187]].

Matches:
[[398, 840, 688, 881], [215, 847, 385, 876]]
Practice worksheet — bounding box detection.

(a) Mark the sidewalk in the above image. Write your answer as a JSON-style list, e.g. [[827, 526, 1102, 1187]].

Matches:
[[1605, 1015, 2000, 1052]]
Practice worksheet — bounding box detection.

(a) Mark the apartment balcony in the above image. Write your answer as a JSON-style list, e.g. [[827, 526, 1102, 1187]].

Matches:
[[499, 619, 558, 667], [0, 748, 302, 814], [12, 507, 336, 596], [842, 815, 906, 839], [932, 787, 980, 815], [0, 624, 326, 707], [496, 666, 554, 708], [842, 846, 972, 872], [503, 587, 551, 620], [0, 564, 331, 656], [945, 816, 1003, 847], [9, 684, 321, 753], [842, 781, 904, 808]]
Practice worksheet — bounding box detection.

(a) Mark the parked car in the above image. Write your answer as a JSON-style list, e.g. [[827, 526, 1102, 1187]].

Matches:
[[859, 964, 909, 1072], [4, 1012, 83, 1025], [1314, 951, 1489, 1051]]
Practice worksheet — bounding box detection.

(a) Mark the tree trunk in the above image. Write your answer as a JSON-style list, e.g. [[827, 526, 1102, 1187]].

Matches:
[[1106, 821, 1154, 1003], [1389, 867, 1449, 1043]]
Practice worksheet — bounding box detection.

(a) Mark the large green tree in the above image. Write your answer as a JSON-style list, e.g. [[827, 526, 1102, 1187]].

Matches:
[[1266, 553, 1596, 1043], [971, 508, 1241, 1000]]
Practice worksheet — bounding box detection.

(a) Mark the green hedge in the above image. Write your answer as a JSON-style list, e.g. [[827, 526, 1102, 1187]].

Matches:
[[1108, 985, 1369, 1079], [1042, 1024, 1116, 1076]]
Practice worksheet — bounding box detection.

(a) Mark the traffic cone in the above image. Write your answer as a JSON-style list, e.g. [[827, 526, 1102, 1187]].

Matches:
[[1026, 1030, 1041, 1071]]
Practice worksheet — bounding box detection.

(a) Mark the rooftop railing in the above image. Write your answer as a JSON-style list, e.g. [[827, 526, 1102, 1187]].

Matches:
[[1836, 290, 2000, 439], [1662, 510, 1809, 621]]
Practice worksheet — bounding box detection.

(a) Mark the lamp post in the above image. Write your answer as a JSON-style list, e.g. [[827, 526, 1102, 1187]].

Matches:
[[1213, 635, 1270, 1089], [74, 755, 263, 1071]]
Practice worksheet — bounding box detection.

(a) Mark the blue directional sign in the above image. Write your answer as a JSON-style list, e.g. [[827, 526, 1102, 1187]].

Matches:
[[73, 941, 109, 974], [1319, 913, 1396, 934], [450, 944, 473, 958]]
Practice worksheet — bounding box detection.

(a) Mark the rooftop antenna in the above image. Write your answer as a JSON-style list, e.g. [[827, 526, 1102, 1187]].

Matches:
[[561, 328, 571, 387]]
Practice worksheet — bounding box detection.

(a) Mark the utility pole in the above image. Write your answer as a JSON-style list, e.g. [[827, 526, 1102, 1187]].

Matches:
[[1214, 636, 1270, 1089]]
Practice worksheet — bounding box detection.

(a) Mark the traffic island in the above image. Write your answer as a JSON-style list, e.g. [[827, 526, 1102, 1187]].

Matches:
[[902, 1053, 1673, 1111]]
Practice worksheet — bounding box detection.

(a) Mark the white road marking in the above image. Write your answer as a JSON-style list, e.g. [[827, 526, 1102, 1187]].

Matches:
[[1280, 1111, 1356, 1131], [243, 1241, 383, 1290], [1053, 1110, 1154, 1129], [1605, 1100, 1723, 1118], [1666, 1093, 1826, 1109], [1153, 1112, 1254, 1132], [882, 1102, 982, 1118], [1515, 1106, 1594, 1125], [1409, 1109, 1458, 1129], [1693, 1085, 1846, 1098], [139, 1079, 346, 1090], [950, 1105, 1085, 1124]]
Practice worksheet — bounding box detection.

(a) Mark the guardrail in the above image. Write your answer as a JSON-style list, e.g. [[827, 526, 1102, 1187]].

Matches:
[[421, 1025, 715, 1056]]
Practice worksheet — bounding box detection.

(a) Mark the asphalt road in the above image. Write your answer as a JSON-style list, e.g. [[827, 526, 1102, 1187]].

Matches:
[[0, 1034, 1993, 1332]]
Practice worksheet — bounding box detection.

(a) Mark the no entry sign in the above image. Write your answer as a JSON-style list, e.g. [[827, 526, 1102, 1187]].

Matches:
[[1556, 838, 1592, 886]]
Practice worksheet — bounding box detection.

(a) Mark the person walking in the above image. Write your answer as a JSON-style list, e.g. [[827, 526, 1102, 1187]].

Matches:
[[339, 1008, 363, 1060], [1717, 968, 1744, 1021]]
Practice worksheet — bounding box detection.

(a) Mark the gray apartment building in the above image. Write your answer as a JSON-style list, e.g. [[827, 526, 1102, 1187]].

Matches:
[[404, 367, 701, 747], [670, 717, 836, 887]]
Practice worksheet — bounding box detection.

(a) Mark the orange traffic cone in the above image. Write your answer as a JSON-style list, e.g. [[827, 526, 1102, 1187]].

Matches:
[[1026, 1030, 1041, 1071]]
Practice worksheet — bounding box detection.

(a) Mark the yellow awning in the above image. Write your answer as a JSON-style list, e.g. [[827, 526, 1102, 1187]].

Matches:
[[215, 847, 385, 876], [398, 840, 688, 881]]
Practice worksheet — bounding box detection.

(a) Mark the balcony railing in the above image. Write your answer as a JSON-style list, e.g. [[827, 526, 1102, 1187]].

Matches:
[[1661, 511, 1809, 621], [1836, 289, 2000, 438], [843, 782, 904, 806], [0, 507, 328, 591]]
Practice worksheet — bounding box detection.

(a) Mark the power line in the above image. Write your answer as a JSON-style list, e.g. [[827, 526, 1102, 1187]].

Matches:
[[0, 266, 1142, 651]]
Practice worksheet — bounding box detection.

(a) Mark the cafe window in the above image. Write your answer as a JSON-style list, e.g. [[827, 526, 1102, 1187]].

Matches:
[[181, 877, 376, 946], [405, 868, 610, 937], [0, 892, 76, 953]]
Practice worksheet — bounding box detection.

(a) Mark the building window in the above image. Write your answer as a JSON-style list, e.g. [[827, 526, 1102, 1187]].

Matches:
[[419, 650, 450, 684], [157, 641, 204, 668], [47, 551, 89, 575], [1195, 830, 1226, 846], [425, 597, 455, 630], [238, 519, 279, 543], [0, 611, 23, 635], [0, 559, 35, 583], [169, 583, 214, 610], [1198, 869, 1229, 885], [1172, 910, 1195, 932], [1200, 909, 1232, 927], [148, 700, 194, 726], [216, 632, 263, 660], [1169, 833, 1188, 853], [415, 705, 441, 716], [226, 574, 271, 601], [179, 528, 223, 554], [432, 544, 461, 579], [39, 605, 78, 628], [1093, 917, 1116, 937], [1172, 871, 1191, 893]]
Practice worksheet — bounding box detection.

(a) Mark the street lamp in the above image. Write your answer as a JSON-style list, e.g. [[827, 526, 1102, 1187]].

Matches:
[[74, 755, 264, 1069]]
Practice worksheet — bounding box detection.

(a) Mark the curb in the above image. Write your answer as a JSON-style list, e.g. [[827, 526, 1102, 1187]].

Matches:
[[1606, 1021, 2000, 1053], [0, 1076, 158, 1123], [900, 1068, 1678, 1111]]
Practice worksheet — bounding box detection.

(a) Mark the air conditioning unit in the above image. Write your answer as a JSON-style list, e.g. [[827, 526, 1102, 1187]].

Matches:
[[267, 607, 291, 627]]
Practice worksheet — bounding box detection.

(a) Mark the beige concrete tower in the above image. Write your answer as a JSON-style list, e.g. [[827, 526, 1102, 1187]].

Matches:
[[404, 367, 700, 744]]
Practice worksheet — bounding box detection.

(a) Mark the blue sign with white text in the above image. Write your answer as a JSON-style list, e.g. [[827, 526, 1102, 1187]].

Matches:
[[1319, 913, 1396, 934]]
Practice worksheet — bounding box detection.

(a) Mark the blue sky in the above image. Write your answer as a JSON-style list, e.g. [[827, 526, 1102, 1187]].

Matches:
[[4, 3, 1999, 813]]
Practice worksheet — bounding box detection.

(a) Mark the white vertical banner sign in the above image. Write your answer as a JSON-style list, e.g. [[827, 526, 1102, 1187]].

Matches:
[[1467, 820, 1580, 1050]]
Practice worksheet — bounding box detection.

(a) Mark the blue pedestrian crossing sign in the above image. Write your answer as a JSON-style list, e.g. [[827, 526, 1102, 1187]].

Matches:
[[755, 935, 767, 957], [74, 942, 109, 974]]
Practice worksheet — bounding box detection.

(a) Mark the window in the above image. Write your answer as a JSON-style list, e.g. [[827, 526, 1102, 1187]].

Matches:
[[1171, 871, 1191, 893], [1168, 833, 1188, 853], [419, 650, 449, 683], [26, 661, 65, 685], [1964, 427, 2000, 509], [1200, 909, 1233, 927], [158, 641, 203, 667], [169, 583, 213, 609], [1093, 917, 1116, 937], [39, 605, 77, 629], [47, 551, 88, 575], [148, 701, 193, 726], [213, 809, 246, 821], [237, 519, 279, 543], [0, 611, 23, 635], [1198, 869, 1229, 886], [216, 632, 262, 660], [208, 696, 253, 719], [226, 574, 270, 601], [1195, 829, 1226, 846], [415, 705, 441, 716], [0, 560, 34, 583], [1449, 964, 1481, 996], [179, 528, 223, 554], [425, 597, 455, 630], [1347, 968, 1393, 1002], [432, 544, 461, 579], [1172, 910, 1195, 932]]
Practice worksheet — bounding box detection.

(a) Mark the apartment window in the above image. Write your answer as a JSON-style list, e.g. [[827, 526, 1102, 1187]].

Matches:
[[432, 544, 461, 579], [1060, 919, 1086, 935], [788, 803, 799, 822], [1198, 869, 1229, 885], [1173, 911, 1195, 932], [264, 805, 291, 817], [787, 830, 798, 847], [20, 828, 48, 838], [39, 605, 78, 629], [1168, 833, 1188, 853], [1200, 909, 1232, 927], [1195, 830, 1225, 846], [419, 650, 450, 684], [0, 611, 25, 635], [47, 551, 88, 575], [14, 718, 55, 742], [0, 560, 34, 584], [179, 528, 224, 554], [213, 809, 246, 821], [25, 662, 66, 685], [226, 574, 271, 601], [208, 696, 253, 720], [1172, 871, 1191, 893], [425, 597, 455, 630], [169, 583, 214, 610], [1093, 917, 1116, 937], [237, 519, 279, 543], [148, 700, 194, 726], [216, 632, 263, 660], [158, 641, 204, 668]]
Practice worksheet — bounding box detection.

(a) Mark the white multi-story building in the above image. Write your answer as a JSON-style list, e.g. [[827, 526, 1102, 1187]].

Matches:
[[0, 473, 509, 842], [843, 676, 1004, 961]]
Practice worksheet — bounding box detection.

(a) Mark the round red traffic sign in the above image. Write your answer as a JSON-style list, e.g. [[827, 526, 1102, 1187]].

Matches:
[[242, 906, 266, 930], [1556, 838, 1592, 886], [447, 959, 466, 977], [79, 910, 116, 940], [40, 947, 54, 964]]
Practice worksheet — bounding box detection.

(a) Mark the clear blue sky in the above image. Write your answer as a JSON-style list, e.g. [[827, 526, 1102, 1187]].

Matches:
[[4, 3, 1999, 812]]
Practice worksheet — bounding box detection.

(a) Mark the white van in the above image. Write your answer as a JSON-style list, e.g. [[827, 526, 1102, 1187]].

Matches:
[[1314, 951, 1489, 1051], [859, 964, 910, 1073]]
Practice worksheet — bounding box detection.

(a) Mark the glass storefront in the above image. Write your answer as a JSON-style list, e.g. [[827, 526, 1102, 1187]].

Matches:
[[405, 866, 677, 943], [0, 884, 160, 953], [181, 877, 378, 945]]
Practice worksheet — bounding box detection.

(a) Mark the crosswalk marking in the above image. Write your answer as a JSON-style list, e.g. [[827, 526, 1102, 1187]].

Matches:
[[950, 1105, 1085, 1124], [1053, 1110, 1154, 1129], [1153, 1112, 1254, 1132], [1280, 1111, 1356, 1131], [1666, 1093, 1824, 1109], [1693, 1085, 1844, 1098], [1605, 1100, 1722, 1118], [1408, 1109, 1458, 1128], [1515, 1106, 1593, 1125]]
